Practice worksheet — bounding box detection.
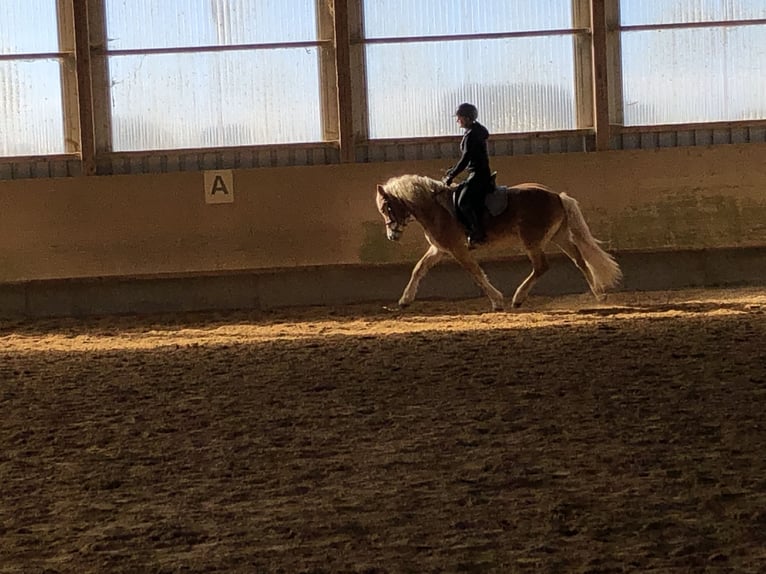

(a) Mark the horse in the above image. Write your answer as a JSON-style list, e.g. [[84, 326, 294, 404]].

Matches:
[[375, 174, 622, 311]]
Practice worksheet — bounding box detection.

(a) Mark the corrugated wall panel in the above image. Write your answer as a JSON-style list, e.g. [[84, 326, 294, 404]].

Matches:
[[362, 0, 577, 139], [363, 0, 572, 37], [365, 36, 578, 138], [1, 1, 65, 156], [621, 25, 766, 125], [105, 0, 317, 49], [621, 0, 766, 26], [103, 0, 322, 151], [1, 0, 59, 53]]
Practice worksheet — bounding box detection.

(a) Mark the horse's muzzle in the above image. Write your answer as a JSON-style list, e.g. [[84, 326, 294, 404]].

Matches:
[[386, 228, 402, 241]]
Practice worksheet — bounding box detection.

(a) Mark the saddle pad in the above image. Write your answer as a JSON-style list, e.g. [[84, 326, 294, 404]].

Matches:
[[485, 186, 509, 217]]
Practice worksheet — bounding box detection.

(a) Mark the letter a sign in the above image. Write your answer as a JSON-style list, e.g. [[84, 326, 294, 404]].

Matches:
[[204, 170, 234, 204]]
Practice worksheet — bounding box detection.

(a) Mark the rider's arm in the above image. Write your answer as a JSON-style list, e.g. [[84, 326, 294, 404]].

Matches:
[[445, 136, 471, 183]]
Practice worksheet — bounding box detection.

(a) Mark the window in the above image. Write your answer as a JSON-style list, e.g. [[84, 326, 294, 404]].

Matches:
[[102, 0, 325, 151], [0, 0, 69, 156], [3, 0, 766, 174], [619, 0, 766, 125], [361, 0, 582, 139]]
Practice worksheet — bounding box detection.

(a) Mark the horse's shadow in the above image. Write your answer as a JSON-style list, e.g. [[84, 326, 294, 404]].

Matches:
[[380, 298, 762, 319]]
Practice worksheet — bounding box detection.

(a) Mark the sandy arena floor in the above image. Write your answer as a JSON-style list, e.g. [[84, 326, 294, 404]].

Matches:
[[1, 286, 765, 573]]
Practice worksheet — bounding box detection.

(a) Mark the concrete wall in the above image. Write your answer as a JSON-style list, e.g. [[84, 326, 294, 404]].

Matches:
[[2, 246, 765, 318], [1, 143, 765, 315]]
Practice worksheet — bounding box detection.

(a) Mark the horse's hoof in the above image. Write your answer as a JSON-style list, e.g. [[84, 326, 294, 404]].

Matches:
[[512, 302, 523, 309], [398, 301, 410, 309]]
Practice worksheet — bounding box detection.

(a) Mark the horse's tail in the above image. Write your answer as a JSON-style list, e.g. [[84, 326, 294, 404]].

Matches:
[[559, 192, 622, 293]]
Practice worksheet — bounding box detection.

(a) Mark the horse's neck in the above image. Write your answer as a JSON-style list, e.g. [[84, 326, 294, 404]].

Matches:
[[433, 189, 455, 216], [403, 182, 455, 221]]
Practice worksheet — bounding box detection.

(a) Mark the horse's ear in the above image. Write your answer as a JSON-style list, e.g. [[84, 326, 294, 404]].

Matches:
[[376, 184, 386, 197]]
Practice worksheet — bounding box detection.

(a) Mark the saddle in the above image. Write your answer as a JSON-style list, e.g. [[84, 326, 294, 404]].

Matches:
[[451, 171, 510, 218]]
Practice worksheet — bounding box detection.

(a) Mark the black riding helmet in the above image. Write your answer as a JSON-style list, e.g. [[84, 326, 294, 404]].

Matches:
[[455, 102, 478, 121]]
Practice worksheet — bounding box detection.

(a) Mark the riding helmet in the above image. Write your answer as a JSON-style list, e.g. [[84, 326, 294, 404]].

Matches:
[[455, 103, 478, 121]]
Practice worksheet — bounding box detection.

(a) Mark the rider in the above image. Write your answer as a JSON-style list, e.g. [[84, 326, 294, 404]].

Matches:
[[443, 102, 492, 248]]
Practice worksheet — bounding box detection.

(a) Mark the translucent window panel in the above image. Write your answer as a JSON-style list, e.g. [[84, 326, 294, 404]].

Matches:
[[365, 37, 576, 139], [1, 0, 60, 53], [105, 0, 318, 50], [620, 0, 766, 26], [363, 0, 573, 38], [0, 61, 65, 156], [621, 26, 766, 125], [108, 50, 322, 151], [1, 0, 64, 156]]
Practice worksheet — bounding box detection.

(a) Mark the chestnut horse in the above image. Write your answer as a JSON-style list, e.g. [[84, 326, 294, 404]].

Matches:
[[375, 174, 622, 311]]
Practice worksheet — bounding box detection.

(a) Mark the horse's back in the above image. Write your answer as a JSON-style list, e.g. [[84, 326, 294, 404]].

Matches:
[[490, 182, 565, 241], [503, 182, 563, 215], [506, 182, 557, 195]]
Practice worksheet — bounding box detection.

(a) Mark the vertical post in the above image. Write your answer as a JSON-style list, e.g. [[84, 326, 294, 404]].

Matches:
[[347, 0, 369, 158], [590, 0, 611, 151], [572, 0, 594, 133], [72, 0, 96, 174], [317, 0, 340, 144], [86, 0, 112, 156], [332, 0, 356, 162], [605, 0, 624, 128], [57, 0, 81, 156]]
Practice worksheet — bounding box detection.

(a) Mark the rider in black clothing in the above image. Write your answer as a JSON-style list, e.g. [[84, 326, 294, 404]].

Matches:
[[443, 102, 492, 248]]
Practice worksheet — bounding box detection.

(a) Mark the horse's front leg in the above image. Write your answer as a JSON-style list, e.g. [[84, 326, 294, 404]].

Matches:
[[399, 245, 444, 307], [451, 249, 505, 311]]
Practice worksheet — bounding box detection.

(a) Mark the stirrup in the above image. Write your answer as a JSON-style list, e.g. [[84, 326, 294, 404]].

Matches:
[[467, 234, 487, 249]]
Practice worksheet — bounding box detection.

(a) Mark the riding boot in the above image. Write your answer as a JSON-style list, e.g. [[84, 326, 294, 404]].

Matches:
[[463, 207, 486, 248]]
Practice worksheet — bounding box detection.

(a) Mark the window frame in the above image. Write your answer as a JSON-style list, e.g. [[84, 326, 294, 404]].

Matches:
[[612, 2, 766, 132], [350, 0, 595, 142], [2, 0, 766, 180], [86, 0, 338, 155], [0, 0, 79, 159]]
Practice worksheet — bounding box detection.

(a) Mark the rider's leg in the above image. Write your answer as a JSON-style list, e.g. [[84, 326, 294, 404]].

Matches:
[[453, 185, 470, 231], [458, 179, 487, 244], [456, 184, 480, 239]]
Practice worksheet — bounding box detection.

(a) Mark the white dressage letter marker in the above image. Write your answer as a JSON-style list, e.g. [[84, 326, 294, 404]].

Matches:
[[204, 170, 234, 204]]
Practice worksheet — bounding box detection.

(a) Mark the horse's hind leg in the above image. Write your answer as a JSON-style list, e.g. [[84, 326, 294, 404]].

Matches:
[[552, 230, 603, 300], [511, 247, 549, 308], [399, 245, 444, 307]]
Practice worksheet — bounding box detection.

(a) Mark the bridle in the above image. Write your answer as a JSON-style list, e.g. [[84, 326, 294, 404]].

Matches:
[[380, 194, 412, 239]]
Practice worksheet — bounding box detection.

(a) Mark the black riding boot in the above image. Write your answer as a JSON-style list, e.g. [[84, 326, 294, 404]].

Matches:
[[463, 207, 486, 248]]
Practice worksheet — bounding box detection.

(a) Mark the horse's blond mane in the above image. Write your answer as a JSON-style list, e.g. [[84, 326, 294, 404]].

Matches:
[[383, 174, 444, 207]]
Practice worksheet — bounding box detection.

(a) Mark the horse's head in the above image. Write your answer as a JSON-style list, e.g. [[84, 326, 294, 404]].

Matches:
[[376, 184, 411, 241]]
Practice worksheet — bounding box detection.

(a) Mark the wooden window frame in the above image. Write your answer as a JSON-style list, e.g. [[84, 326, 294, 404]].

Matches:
[[3, 0, 766, 179]]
